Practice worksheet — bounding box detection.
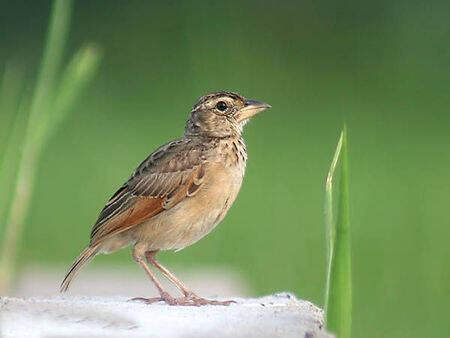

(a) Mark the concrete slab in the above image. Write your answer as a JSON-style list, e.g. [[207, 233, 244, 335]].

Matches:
[[0, 293, 332, 337]]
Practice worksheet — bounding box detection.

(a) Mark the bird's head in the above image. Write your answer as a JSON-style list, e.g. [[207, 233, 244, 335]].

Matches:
[[184, 91, 271, 138]]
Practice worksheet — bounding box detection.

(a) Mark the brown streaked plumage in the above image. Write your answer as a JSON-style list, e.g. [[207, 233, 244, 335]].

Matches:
[[60, 91, 271, 306]]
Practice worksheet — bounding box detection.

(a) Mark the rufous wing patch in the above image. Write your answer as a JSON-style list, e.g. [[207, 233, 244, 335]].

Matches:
[[91, 196, 164, 246], [90, 165, 206, 247]]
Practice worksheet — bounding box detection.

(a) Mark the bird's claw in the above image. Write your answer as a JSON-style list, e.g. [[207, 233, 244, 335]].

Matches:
[[184, 292, 236, 306], [129, 292, 236, 306]]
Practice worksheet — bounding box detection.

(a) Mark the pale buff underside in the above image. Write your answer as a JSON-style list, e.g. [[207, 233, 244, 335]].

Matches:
[[100, 161, 245, 256]]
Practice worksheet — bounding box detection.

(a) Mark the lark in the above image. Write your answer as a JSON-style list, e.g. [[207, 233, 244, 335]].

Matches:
[[60, 91, 271, 306]]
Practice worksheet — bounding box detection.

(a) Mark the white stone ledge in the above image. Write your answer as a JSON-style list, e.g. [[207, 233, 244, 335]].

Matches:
[[0, 293, 332, 337]]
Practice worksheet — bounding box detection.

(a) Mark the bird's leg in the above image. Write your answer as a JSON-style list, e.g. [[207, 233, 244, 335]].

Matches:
[[146, 250, 236, 306], [130, 252, 177, 305], [145, 250, 192, 297]]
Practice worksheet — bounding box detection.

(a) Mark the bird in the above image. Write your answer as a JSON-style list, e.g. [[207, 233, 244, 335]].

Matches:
[[60, 91, 271, 306]]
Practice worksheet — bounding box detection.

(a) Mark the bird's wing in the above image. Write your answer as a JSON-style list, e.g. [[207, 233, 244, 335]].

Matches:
[[89, 138, 206, 246]]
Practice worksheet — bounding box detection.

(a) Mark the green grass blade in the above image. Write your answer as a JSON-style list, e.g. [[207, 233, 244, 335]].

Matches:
[[0, 92, 29, 229], [324, 126, 352, 338], [0, 0, 74, 293], [28, 0, 74, 135], [46, 43, 102, 140], [0, 63, 28, 235]]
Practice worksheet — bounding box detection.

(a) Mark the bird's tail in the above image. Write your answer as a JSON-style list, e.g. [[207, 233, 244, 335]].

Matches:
[[60, 245, 99, 293]]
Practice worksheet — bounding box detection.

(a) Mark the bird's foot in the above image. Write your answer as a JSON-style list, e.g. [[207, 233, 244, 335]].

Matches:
[[129, 291, 179, 305], [182, 292, 236, 306], [129, 292, 236, 306]]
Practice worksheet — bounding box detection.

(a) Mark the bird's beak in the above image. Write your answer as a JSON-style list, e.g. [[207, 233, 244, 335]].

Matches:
[[235, 99, 271, 122]]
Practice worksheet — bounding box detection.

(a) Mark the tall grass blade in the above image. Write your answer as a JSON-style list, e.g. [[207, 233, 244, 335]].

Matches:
[[0, 92, 29, 230], [0, 63, 27, 227], [46, 44, 102, 140], [0, 0, 74, 292], [324, 126, 352, 338]]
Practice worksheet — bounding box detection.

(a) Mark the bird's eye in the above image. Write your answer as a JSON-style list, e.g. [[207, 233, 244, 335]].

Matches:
[[216, 101, 228, 112]]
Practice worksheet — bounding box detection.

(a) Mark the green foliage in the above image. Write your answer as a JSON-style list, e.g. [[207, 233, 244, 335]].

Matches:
[[325, 127, 352, 337], [0, 0, 101, 292]]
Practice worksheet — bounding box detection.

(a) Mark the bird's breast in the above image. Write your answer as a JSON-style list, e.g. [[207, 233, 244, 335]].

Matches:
[[132, 145, 246, 251]]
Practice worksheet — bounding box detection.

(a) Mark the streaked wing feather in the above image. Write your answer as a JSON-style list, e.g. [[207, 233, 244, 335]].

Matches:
[[89, 139, 206, 246], [91, 195, 165, 245]]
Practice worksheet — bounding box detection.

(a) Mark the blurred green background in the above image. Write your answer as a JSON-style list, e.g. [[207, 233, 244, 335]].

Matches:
[[1, 1, 449, 337]]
